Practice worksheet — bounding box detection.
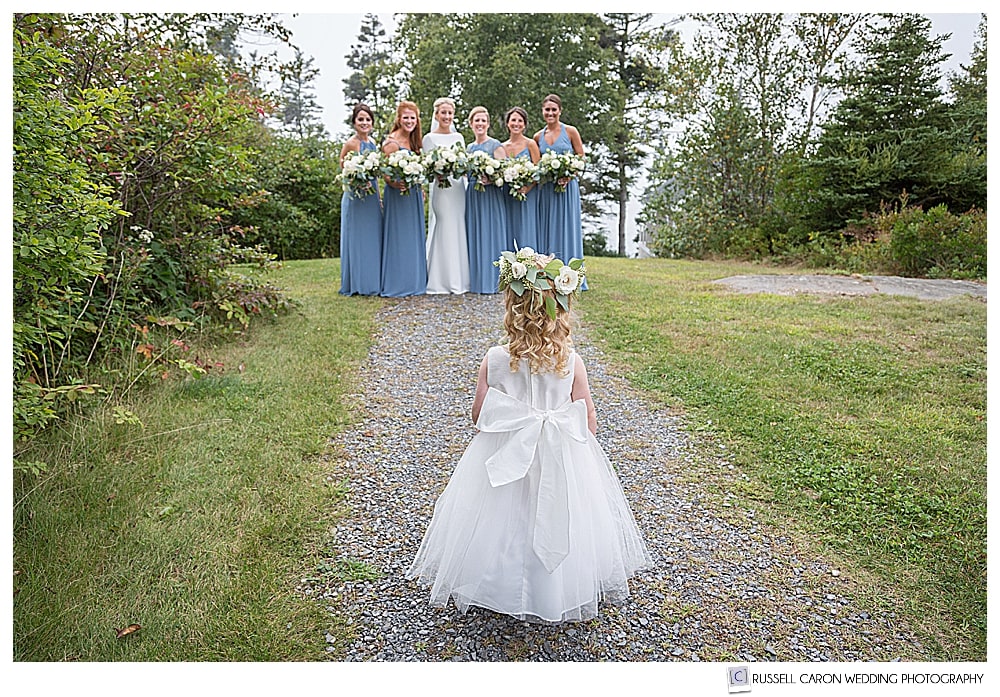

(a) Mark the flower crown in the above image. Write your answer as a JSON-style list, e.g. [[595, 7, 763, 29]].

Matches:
[[494, 247, 586, 319]]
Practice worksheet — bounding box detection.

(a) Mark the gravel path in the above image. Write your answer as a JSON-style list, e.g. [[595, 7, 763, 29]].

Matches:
[[303, 293, 927, 662]]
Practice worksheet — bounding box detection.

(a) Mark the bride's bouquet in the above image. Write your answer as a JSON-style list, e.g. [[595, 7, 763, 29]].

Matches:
[[467, 150, 505, 192], [381, 149, 426, 196], [423, 143, 469, 189], [536, 150, 587, 193], [340, 149, 383, 199], [501, 158, 539, 202]]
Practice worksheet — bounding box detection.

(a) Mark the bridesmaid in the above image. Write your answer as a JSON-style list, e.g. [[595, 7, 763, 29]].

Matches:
[[501, 106, 540, 252], [339, 103, 383, 296], [533, 93, 586, 285], [423, 97, 469, 294], [465, 106, 508, 294], [380, 100, 427, 297]]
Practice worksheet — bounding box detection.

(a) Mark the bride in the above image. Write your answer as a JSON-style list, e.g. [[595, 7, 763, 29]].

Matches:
[[423, 97, 469, 294]]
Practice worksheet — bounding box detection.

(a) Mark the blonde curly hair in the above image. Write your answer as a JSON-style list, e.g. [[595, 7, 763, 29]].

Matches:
[[504, 287, 574, 376]]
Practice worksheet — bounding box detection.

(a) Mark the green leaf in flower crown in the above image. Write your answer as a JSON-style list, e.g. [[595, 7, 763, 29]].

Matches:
[[502, 250, 517, 264], [544, 259, 563, 275], [525, 267, 538, 283], [510, 279, 525, 296], [556, 293, 570, 313], [532, 276, 552, 291], [569, 258, 584, 270], [544, 295, 557, 320]]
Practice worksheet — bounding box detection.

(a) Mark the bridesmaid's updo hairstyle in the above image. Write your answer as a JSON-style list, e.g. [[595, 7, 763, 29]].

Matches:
[[391, 100, 423, 153], [467, 105, 490, 129], [352, 103, 374, 126], [541, 93, 562, 109], [504, 106, 528, 128]]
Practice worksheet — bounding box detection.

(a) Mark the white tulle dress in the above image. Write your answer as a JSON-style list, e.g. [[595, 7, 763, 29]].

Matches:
[[407, 346, 652, 623]]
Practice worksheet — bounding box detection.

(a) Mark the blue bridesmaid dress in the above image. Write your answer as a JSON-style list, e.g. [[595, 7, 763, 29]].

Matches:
[[504, 146, 539, 252], [465, 138, 509, 294], [380, 146, 427, 297], [537, 125, 586, 284], [340, 140, 384, 296]]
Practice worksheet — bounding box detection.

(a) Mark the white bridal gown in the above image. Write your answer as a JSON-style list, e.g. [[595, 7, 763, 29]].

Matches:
[[423, 131, 470, 294], [407, 346, 652, 622]]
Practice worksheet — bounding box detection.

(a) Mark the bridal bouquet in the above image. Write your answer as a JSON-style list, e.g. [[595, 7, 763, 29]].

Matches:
[[340, 149, 383, 199], [466, 150, 505, 192], [423, 143, 469, 189], [502, 158, 539, 202], [536, 151, 586, 193], [381, 149, 426, 196]]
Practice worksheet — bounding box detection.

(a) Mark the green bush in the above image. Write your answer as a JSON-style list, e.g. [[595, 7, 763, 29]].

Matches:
[[12, 24, 124, 441], [792, 205, 985, 280], [12, 15, 298, 452], [583, 229, 616, 257], [889, 205, 986, 279], [233, 135, 343, 260]]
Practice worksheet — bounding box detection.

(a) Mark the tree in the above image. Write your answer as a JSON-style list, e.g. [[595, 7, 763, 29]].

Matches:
[[592, 13, 677, 255], [642, 13, 815, 256], [277, 48, 327, 140], [939, 14, 987, 213], [789, 13, 868, 154], [13, 12, 297, 449], [804, 13, 956, 231], [343, 13, 397, 138], [392, 13, 620, 236]]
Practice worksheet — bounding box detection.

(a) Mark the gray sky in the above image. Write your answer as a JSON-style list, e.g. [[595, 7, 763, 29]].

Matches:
[[272, 9, 984, 138]]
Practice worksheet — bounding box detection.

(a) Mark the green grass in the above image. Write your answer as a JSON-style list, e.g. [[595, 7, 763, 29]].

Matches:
[[13, 259, 383, 661], [578, 257, 986, 660], [14, 256, 986, 661]]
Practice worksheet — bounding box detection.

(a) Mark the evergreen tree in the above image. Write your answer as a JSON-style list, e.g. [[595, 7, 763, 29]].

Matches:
[[277, 48, 327, 141], [805, 13, 954, 230], [939, 14, 987, 213], [592, 13, 677, 255], [343, 13, 396, 138]]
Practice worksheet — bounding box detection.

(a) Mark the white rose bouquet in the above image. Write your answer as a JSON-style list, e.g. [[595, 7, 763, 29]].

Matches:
[[381, 149, 426, 196], [423, 142, 469, 189], [467, 150, 505, 192], [536, 151, 587, 193], [502, 158, 539, 202], [340, 149, 383, 199]]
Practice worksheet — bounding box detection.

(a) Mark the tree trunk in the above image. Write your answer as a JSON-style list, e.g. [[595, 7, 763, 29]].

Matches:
[[618, 161, 628, 256]]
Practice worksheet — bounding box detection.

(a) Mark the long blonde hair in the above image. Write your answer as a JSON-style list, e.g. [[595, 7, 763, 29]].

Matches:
[[504, 289, 573, 376]]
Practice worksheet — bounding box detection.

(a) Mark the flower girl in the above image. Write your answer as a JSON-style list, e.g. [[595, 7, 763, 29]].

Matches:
[[407, 249, 651, 623]]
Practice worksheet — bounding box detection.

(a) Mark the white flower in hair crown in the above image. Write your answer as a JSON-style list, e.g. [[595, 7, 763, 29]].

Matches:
[[494, 248, 585, 319]]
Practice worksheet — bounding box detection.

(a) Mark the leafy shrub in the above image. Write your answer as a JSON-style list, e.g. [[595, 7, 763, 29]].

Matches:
[[583, 229, 616, 257], [12, 24, 124, 441], [888, 205, 986, 279], [791, 204, 985, 279], [12, 15, 298, 452], [232, 134, 343, 260]]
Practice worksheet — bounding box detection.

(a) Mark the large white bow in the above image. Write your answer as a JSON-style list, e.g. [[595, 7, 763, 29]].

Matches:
[[476, 387, 589, 573]]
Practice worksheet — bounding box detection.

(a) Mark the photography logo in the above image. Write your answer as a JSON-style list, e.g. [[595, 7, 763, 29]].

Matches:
[[727, 665, 751, 693]]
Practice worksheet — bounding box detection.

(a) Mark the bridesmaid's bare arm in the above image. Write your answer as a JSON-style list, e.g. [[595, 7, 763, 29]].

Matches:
[[567, 125, 585, 156]]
